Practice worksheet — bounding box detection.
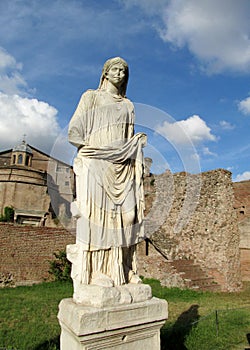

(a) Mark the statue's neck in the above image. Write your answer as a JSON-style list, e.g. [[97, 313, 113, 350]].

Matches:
[[105, 81, 122, 97]]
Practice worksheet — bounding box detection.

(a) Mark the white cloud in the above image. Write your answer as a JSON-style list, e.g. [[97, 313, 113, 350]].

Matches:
[[156, 114, 216, 145], [0, 47, 22, 71], [238, 96, 250, 115], [0, 92, 60, 153], [202, 147, 217, 156], [190, 152, 200, 161], [0, 47, 28, 95], [219, 120, 235, 130], [0, 47, 61, 154], [119, 0, 250, 73], [234, 171, 250, 182], [153, 0, 250, 74]]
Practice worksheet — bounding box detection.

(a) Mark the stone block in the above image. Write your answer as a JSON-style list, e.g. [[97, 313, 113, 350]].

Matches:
[[58, 296, 168, 350], [72, 282, 152, 307]]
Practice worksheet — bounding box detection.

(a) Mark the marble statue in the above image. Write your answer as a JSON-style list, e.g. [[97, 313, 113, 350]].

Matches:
[[68, 57, 147, 289], [59, 58, 167, 350]]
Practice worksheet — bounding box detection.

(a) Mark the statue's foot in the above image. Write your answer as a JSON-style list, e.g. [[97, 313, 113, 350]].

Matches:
[[128, 270, 142, 284], [90, 272, 114, 287]]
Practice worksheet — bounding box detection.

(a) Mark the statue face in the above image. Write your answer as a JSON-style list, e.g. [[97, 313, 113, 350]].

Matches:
[[105, 63, 126, 88]]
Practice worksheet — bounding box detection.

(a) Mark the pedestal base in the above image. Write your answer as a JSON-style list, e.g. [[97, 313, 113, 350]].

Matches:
[[58, 296, 168, 350]]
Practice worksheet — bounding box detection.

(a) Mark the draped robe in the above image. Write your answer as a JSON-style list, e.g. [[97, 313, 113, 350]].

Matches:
[[68, 89, 146, 284]]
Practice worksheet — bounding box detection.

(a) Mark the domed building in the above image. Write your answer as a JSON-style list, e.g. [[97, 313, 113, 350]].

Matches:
[[11, 139, 33, 167], [0, 139, 74, 226]]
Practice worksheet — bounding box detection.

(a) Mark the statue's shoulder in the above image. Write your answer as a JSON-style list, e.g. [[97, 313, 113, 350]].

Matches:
[[124, 96, 134, 110], [79, 89, 98, 106], [124, 96, 132, 102], [81, 89, 97, 99]]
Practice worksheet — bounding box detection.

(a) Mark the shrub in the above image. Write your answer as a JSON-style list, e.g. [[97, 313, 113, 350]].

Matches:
[[0, 206, 14, 222], [48, 250, 71, 281]]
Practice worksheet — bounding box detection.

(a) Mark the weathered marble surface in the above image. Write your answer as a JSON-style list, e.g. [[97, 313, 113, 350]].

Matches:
[[68, 57, 146, 288], [58, 57, 168, 350], [58, 296, 168, 350]]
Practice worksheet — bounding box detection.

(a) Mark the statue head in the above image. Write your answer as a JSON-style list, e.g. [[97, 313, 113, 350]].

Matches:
[[99, 57, 129, 97]]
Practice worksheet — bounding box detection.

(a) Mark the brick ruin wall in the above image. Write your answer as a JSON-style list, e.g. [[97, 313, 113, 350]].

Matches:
[[138, 169, 243, 292], [0, 167, 50, 214], [233, 180, 250, 283], [238, 218, 250, 281], [0, 223, 75, 286], [0, 169, 248, 291]]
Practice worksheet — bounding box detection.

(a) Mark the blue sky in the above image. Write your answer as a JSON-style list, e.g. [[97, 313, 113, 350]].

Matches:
[[0, 0, 250, 181]]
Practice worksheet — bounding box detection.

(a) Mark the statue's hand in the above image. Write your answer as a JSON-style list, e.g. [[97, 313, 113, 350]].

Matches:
[[140, 133, 147, 147], [70, 201, 81, 219]]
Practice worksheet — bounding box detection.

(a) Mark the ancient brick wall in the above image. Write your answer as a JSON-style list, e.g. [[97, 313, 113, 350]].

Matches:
[[140, 169, 242, 292], [0, 223, 75, 285], [0, 169, 246, 292], [233, 181, 250, 281], [233, 180, 250, 220], [0, 145, 74, 221], [137, 240, 187, 288], [238, 218, 250, 281], [0, 150, 12, 167], [0, 168, 50, 215]]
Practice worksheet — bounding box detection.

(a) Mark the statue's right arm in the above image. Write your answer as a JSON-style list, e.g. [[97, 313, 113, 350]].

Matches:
[[68, 90, 95, 149]]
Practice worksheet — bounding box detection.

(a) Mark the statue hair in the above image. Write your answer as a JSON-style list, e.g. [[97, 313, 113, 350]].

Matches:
[[98, 57, 129, 97]]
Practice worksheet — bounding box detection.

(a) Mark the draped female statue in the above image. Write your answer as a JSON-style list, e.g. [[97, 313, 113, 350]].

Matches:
[[68, 57, 146, 288]]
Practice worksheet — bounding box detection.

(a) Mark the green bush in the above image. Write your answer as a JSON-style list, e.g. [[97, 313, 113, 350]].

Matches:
[[0, 206, 14, 222], [48, 250, 71, 282]]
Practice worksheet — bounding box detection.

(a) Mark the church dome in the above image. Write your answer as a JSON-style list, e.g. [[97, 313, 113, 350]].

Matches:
[[12, 140, 33, 154]]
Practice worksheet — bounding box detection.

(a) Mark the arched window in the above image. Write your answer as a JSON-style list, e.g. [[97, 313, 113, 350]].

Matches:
[[25, 155, 29, 166], [12, 155, 16, 164], [18, 154, 23, 164]]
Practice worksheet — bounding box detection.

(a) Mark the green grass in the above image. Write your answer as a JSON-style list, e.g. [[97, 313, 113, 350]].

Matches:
[[0, 281, 73, 350], [0, 279, 249, 349], [142, 278, 250, 350]]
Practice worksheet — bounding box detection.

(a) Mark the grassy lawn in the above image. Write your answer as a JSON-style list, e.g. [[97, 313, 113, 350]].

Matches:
[[0, 282, 73, 350], [0, 279, 249, 349], [144, 278, 250, 350]]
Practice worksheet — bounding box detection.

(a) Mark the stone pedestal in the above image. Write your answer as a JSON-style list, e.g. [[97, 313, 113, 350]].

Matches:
[[58, 290, 168, 350]]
